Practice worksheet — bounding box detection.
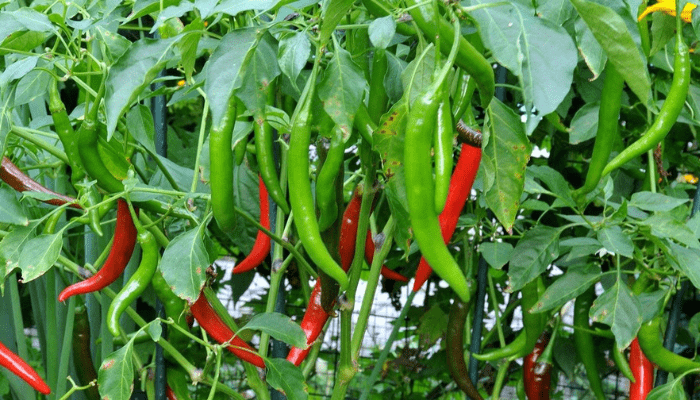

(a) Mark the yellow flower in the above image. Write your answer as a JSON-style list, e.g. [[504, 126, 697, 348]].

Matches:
[[177, 80, 186, 87], [683, 173, 699, 184], [638, 0, 696, 22]]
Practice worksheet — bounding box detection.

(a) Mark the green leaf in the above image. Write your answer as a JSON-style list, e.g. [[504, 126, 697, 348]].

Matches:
[[630, 192, 689, 212], [479, 242, 513, 270], [590, 277, 642, 350], [416, 304, 449, 345], [0, 56, 38, 88], [647, 377, 687, 400], [266, 358, 308, 400], [278, 32, 311, 93], [149, 2, 194, 34], [596, 225, 634, 258], [482, 98, 532, 233], [105, 36, 180, 137], [570, 0, 651, 106], [665, 242, 700, 290], [368, 16, 396, 49], [568, 102, 599, 144], [527, 165, 575, 207], [469, 0, 577, 116], [178, 21, 204, 82], [0, 30, 46, 57], [159, 225, 210, 303], [237, 32, 281, 114], [7, 8, 56, 33], [319, 0, 354, 44], [17, 233, 62, 282], [574, 18, 605, 79], [204, 28, 257, 127], [688, 312, 700, 345], [126, 105, 156, 154], [240, 312, 307, 348], [94, 26, 131, 62], [531, 263, 601, 313], [507, 226, 561, 292], [373, 98, 411, 250], [0, 187, 29, 226], [14, 69, 50, 106], [640, 213, 700, 249], [317, 47, 366, 141], [98, 342, 134, 400], [215, 0, 281, 16], [0, 223, 37, 281]]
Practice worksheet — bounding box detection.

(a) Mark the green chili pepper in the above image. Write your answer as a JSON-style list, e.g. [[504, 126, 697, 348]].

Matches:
[[404, 0, 495, 107], [600, 29, 690, 179], [612, 342, 636, 383], [452, 70, 476, 124], [638, 315, 700, 375], [234, 135, 248, 166], [404, 21, 470, 303], [316, 128, 345, 232], [574, 63, 624, 200], [107, 227, 159, 337], [288, 63, 348, 290], [85, 186, 104, 237], [573, 287, 606, 400], [151, 272, 190, 349], [434, 89, 454, 213], [254, 104, 290, 214], [209, 93, 238, 233], [354, 103, 376, 146], [49, 77, 85, 183], [72, 305, 100, 400], [368, 48, 388, 124]]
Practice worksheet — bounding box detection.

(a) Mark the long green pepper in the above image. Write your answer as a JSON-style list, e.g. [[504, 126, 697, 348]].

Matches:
[[209, 94, 238, 233], [316, 127, 345, 232], [49, 78, 85, 183], [434, 89, 454, 213], [404, 19, 471, 303], [288, 63, 348, 290], [573, 287, 606, 400]]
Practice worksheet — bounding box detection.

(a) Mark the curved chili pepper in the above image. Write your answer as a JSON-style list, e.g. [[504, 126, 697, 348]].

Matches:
[[209, 94, 238, 233], [190, 290, 265, 369], [254, 100, 290, 214], [288, 64, 348, 290], [0, 156, 81, 209], [72, 305, 100, 400], [523, 332, 551, 400], [0, 340, 51, 394], [600, 25, 690, 179], [637, 315, 700, 375], [446, 298, 484, 400], [412, 143, 482, 293], [573, 287, 605, 400], [630, 338, 653, 400], [232, 175, 271, 274], [107, 228, 159, 337], [612, 342, 635, 383], [49, 77, 85, 183], [58, 199, 138, 302]]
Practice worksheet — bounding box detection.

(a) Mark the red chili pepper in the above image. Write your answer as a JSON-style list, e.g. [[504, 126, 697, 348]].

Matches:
[[363, 231, 409, 282], [58, 199, 137, 302], [630, 338, 653, 400], [166, 385, 177, 400], [286, 280, 325, 366], [523, 332, 551, 400], [232, 175, 271, 274], [1, 156, 81, 209], [412, 143, 481, 292], [0, 340, 51, 394], [190, 291, 265, 369]]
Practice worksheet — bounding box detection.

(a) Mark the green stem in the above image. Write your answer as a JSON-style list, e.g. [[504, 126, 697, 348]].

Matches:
[[487, 273, 506, 346], [191, 92, 209, 193], [55, 296, 76, 397], [491, 357, 514, 400], [10, 125, 69, 164], [45, 270, 58, 400]]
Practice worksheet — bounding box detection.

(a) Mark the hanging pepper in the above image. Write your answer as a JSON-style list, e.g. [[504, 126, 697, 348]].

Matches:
[[573, 287, 605, 400], [523, 332, 552, 400], [49, 77, 85, 183], [72, 305, 100, 400], [58, 199, 138, 302], [629, 338, 653, 400], [232, 175, 271, 274], [446, 298, 484, 400], [0, 340, 51, 394], [1, 156, 82, 209], [209, 93, 238, 233]]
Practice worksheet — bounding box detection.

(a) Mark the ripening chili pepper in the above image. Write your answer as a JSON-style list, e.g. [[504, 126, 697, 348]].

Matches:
[[72, 305, 100, 400], [405, 31, 471, 303], [630, 338, 653, 400], [316, 129, 345, 232], [523, 332, 551, 400], [286, 280, 326, 366], [0, 156, 82, 209], [573, 287, 605, 400], [413, 143, 482, 292], [574, 63, 624, 200], [288, 63, 348, 290], [107, 227, 159, 337], [210, 93, 238, 233], [232, 175, 271, 274], [0, 340, 51, 394], [446, 298, 484, 400], [637, 315, 700, 375], [600, 26, 690, 179], [363, 231, 409, 282], [49, 77, 85, 183], [254, 91, 290, 214], [190, 290, 265, 368], [58, 199, 138, 302], [404, 0, 494, 107], [434, 90, 454, 214]]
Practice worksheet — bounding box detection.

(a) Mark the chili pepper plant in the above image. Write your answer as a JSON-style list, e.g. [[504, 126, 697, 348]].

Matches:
[[3, 0, 700, 399]]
